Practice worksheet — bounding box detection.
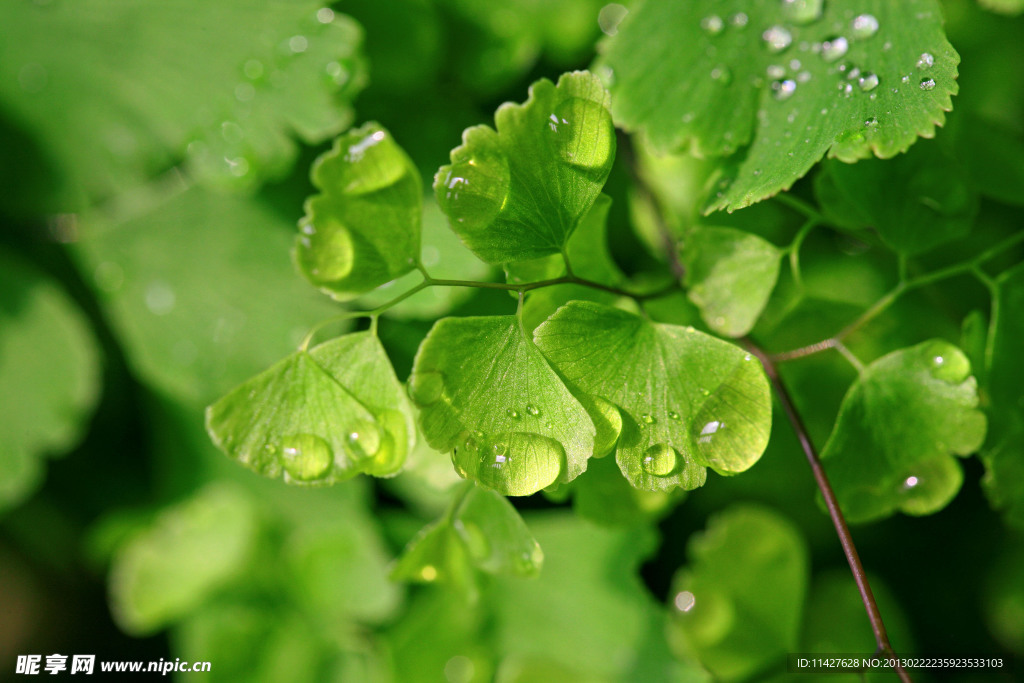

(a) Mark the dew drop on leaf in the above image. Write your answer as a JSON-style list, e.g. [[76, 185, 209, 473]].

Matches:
[[281, 433, 332, 481], [762, 25, 793, 53], [642, 444, 680, 477], [781, 0, 823, 25], [820, 36, 849, 62], [408, 370, 444, 406], [919, 77, 936, 91], [917, 52, 935, 69], [858, 72, 880, 91], [507, 408, 520, 419], [772, 79, 797, 100], [475, 432, 566, 494], [700, 15, 724, 35], [730, 12, 748, 28], [549, 98, 615, 170], [525, 404, 540, 416], [346, 419, 382, 460], [641, 413, 656, 424], [851, 14, 879, 39], [303, 222, 354, 282], [925, 342, 971, 383], [674, 590, 696, 612], [710, 65, 732, 85], [435, 152, 510, 232]]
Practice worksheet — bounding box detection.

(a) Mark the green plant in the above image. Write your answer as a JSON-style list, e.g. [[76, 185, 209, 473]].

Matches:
[[3, 1, 1024, 681]]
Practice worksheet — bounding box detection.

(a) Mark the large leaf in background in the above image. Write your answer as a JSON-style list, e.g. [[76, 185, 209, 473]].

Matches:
[[814, 139, 978, 254], [681, 226, 782, 337], [601, 0, 959, 211], [534, 301, 772, 492], [391, 485, 543, 595], [409, 316, 596, 495], [0, 249, 100, 513], [667, 505, 808, 682], [434, 71, 615, 264], [109, 485, 257, 635], [0, 1, 365, 209], [489, 512, 689, 682], [207, 333, 411, 484], [981, 265, 1024, 527], [296, 123, 421, 300], [821, 340, 986, 523], [74, 185, 339, 405]]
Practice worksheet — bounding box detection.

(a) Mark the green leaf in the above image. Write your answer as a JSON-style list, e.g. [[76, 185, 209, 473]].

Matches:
[[667, 505, 808, 682], [682, 226, 782, 337], [981, 265, 1024, 527], [434, 71, 615, 264], [391, 485, 543, 590], [109, 485, 257, 635], [0, 249, 100, 513], [814, 140, 977, 254], [73, 185, 340, 405], [489, 512, 682, 682], [0, 1, 365, 208], [952, 115, 1024, 206], [821, 340, 987, 523], [206, 333, 411, 484], [307, 332, 416, 477], [601, 0, 959, 211], [296, 123, 422, 300], [408, 316, 597, 496], [534, 301, 772, 492]]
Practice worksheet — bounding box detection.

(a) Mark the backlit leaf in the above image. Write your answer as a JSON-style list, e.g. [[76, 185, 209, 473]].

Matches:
[[682, 226, 782, 337], [821, 340, 987, 523], [296, 123, 422, 300], [534, 301, 772, 492], [408, 316, 597, 495], [434, 71, 615, 264]]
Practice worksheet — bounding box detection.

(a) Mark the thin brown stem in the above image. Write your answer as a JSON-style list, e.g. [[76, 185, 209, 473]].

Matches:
[[745, 341, 912, 683]]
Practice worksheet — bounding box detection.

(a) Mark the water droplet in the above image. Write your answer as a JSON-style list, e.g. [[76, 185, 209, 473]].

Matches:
[[925, 342, 970, 383], [472, 433, 566, 495], [325, 61, 349, 85], [668, 411, 681, 421], [548, 98, 614, 170], [763, 25, 793, 53], [781, 0, 823, 25], [917, 52, 935, 69], [858, 72, 879, 91], [598, 3, 629, 36], [526, 404, 540, 416], [507, 408, 520, 419], [436, 145, 510, 231], [641, 413, 655, 424], [700, 15, 724, 35], [766, 64, 786, 79], [674, 590, 696, 612], [281, 433, 332, 481], [851, 14, 879, 39], [345, 419, 382, 460], [865, 117, 879, 128], [316, 7, 335, 24], [288, 35, 308, 53], [772, 79, 797, 100], [730, 13, 748, 27], [697, 420, 723, 444], [409, 371, 444, 406], [710, 65, 732, 84], [299, 222, 353, 282], [919, 77, 936, 91], [820, 36, 849, 62], [641, 444, 680, 477], [903, 475, 920, 489]]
